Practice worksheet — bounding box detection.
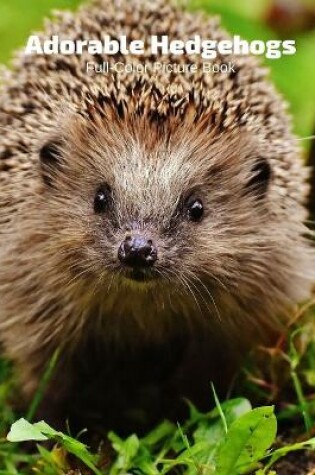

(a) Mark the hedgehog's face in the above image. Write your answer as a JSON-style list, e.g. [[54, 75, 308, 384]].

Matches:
[[38, 119, 275, 309]]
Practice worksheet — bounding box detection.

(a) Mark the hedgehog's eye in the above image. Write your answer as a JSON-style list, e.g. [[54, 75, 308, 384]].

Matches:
[[94, 185, 111, 214], [186, 198, 204, 222], [247, 158, 271, 197]]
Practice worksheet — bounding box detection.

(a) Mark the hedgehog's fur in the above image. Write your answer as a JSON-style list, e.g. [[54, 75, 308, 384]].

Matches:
[[0, 0, 314, 431]]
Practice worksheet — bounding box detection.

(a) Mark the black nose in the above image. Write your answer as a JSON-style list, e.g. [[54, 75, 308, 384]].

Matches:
[[118, 236, 157, 268]]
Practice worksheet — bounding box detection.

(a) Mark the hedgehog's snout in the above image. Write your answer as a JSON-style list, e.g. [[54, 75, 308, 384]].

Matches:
[[118, 235, 158, 269]]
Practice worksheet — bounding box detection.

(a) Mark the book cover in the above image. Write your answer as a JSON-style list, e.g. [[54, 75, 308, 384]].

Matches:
[[0, 1, 315, 473]]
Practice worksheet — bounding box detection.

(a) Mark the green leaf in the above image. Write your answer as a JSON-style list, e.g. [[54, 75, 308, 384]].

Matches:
[[7, 418, 101, 475], [263, 437, 315, 472], [193, 399, 252, 447], [7, 418, 48, 442], [215, 398, 252, 427], [34, 420, 59, 437], [141, 420, 176, 447], [108, 433, 140, 473], [216, 407, 277, 475]]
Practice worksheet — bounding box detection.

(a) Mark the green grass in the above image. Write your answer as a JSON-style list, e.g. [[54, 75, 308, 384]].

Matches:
[[1, 314, 315, 474], [5, 401, 313, 474]]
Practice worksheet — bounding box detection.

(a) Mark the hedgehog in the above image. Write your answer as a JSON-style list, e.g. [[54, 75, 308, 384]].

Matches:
[[0, 0, 314, 431]]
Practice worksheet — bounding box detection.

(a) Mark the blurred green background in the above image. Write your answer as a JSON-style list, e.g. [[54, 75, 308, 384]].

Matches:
[[0, 0, 315, 147]]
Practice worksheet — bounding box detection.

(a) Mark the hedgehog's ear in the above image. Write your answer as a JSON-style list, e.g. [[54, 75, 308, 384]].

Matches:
[[39, 140, 63, 186], [246, 158, 271, 198]]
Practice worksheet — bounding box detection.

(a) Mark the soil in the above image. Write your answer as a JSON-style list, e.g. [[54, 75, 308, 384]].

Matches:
[[275, 450, 315, 474]]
